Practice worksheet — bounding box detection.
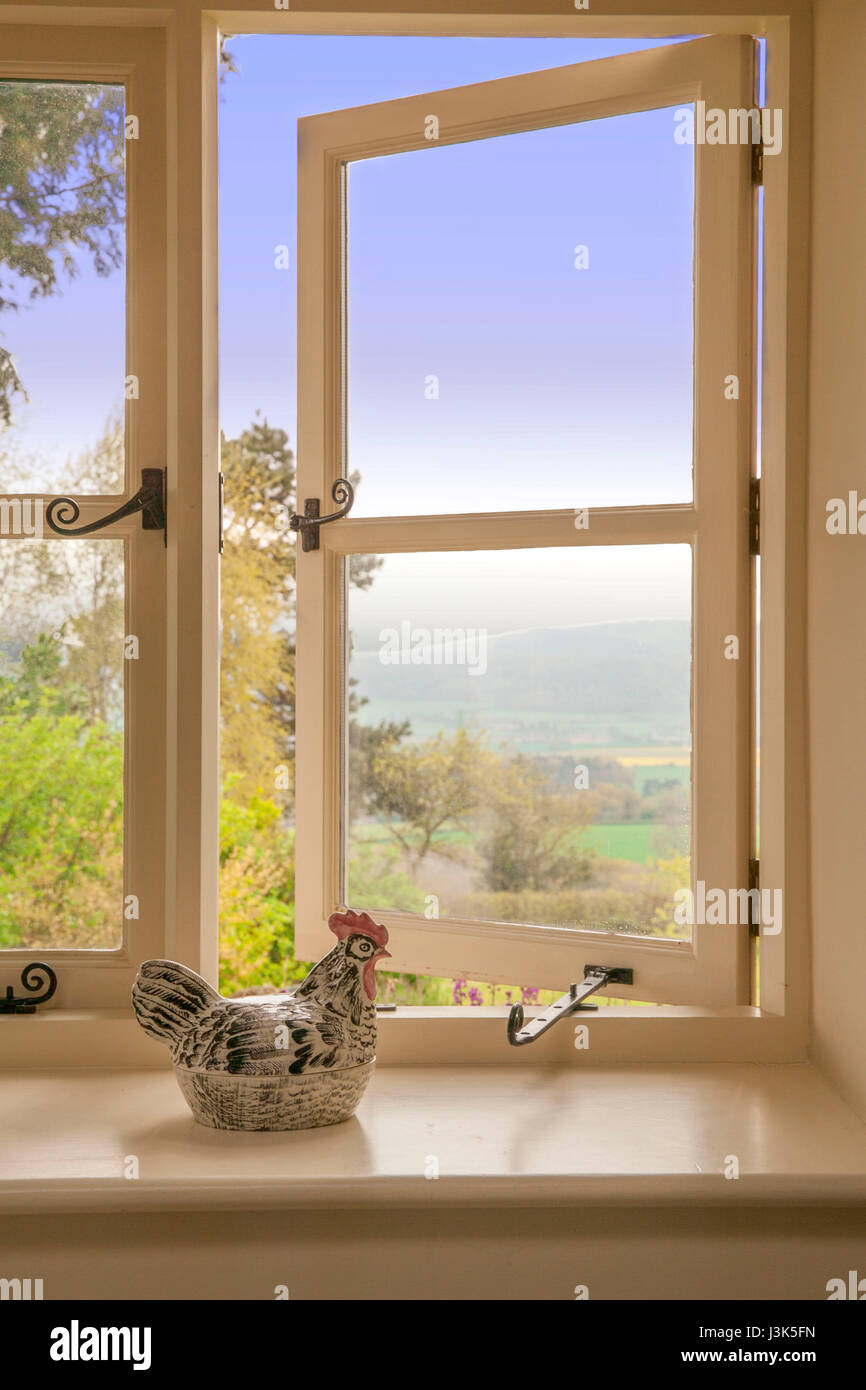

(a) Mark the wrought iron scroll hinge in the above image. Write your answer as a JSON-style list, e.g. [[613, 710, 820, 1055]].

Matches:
[[289, 477, 355, 552], [0, 962, 58, 1014], [506, 964, 634, 1047], [749, 477, 761, 556], [46, 469, 166, 544]]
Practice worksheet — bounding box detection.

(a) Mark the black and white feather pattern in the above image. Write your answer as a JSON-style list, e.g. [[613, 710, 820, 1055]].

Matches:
[[132, 912, 389, 1076]]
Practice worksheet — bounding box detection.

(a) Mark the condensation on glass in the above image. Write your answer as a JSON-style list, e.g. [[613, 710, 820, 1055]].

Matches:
[[342, 544, 692, 941]]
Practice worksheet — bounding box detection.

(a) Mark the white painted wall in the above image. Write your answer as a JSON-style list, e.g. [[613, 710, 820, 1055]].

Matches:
[[808, 0, 866, 1118]]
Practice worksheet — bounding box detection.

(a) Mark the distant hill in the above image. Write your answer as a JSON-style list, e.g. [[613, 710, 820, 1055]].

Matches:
[[350, 618, 690, 753]]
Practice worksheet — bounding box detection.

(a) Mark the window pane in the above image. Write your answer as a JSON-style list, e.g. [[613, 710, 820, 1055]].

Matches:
[[0, 81, 126, 493], [344, 544, 691, 940], [0, 537, 124, 948], [346, 106, 694, 516]]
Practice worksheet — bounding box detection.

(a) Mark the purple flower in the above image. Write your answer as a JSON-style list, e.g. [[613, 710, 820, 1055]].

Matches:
[[520, 985, 539, 1005], [468, 987, 483, 1007], [452, 978, 467, 1005]]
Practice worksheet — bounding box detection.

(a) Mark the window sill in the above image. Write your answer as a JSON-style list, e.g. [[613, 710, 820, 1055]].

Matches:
[[0, 1002, 801, 1070], [1, 1061, 865, 1215]]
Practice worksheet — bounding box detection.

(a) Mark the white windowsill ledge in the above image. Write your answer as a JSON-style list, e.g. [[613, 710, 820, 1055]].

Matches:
[[0, 1003, 796, 1070], [1, 1062, 865, 1214]]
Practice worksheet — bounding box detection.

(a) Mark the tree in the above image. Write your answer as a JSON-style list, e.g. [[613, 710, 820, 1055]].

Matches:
[[360, 726, 496, 867], [0, 630, 85, 719], [218, 793, 298, 994], [0, 47, 240, 423], [0, 82, 125, 422], [348, 716, 411, 825], [219, 413, 381, 802], [0, 415, 125, 725], [0, 633, 123, 949], [219, 416, 297, 798], [481, 755, 596, 893]]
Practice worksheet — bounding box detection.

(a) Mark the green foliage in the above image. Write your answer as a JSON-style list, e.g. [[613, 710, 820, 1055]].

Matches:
[[0, 399, 688, 1001], [218, 787, 302, 994], [219, 416, 296, 799], [480, 753, 595, 892], [218, 418, 382, 804], [347, 838, 426, 914], [0, 416, 126, 726], [359, 725, 497, 866], [0, 691, 122, 948]]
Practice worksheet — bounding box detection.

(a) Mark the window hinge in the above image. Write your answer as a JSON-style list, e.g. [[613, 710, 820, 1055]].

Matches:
[[751, 140, 764, 186], [749, 858, 760, 935], [749, 477, 760, 555], [218, 471, 225, 554]]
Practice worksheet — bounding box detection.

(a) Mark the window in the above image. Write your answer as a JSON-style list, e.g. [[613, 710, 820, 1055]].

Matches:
[[294, 37, 756, 1006], [0, 11, 801, 1047], [0, 27, 167, 1007]]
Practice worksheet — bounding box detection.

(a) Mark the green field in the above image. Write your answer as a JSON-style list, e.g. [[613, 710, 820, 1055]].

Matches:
[[629, 763, 690, 795], [582, 823, 658, 864], [356, 701, 689, 755], [355, 819, 680, 867]]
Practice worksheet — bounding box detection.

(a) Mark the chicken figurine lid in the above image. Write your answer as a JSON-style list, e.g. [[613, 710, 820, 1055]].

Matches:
[[132, 910, 391, 1131]]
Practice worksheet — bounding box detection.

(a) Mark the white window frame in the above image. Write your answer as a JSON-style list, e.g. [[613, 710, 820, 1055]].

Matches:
[[0, 5, 808, 1067], [0, 26, 168, 1007], [294, 36, 755, 1007]]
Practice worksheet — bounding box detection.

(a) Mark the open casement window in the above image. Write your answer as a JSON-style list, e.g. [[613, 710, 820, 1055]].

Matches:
[[0, 27, 166, 1008], [295, 36, 756, 1008]]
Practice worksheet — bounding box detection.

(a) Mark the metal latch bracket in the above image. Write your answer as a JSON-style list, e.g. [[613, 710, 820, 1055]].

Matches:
[[506, 964, 634, 1047]]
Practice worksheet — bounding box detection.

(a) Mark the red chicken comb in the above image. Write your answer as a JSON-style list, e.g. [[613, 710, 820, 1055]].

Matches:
[[328, 909, 389, 950]]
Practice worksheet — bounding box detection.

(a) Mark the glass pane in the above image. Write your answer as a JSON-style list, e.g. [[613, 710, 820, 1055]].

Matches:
[[346, 106, 694, 516], [0, 538, 124, 948], [344, 544, 691, 940], [0, 81, 126, 493]]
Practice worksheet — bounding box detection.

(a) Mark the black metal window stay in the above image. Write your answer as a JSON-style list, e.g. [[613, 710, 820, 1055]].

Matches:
[[45, 469, 166, 542]]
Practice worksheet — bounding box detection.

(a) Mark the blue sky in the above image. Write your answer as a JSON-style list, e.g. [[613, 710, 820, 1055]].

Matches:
[[219, 35, 695, 516], [0, 77, 125, 493], [218, 35, 696, 632], [0, 36, 696, 628]]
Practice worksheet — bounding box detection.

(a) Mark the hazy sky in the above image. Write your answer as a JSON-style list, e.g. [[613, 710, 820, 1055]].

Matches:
[[348, 544, 691, 652]]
